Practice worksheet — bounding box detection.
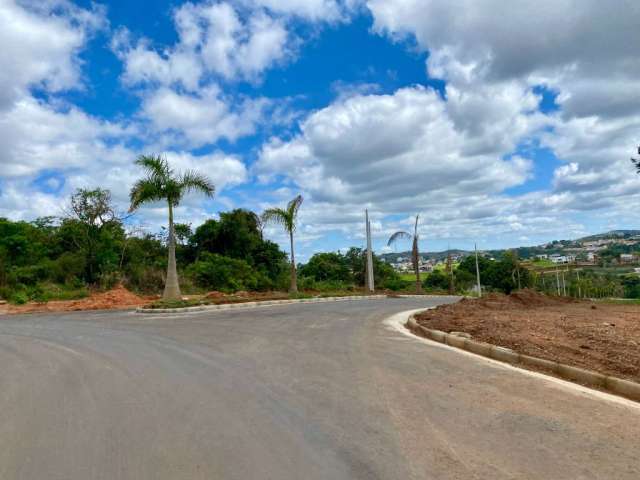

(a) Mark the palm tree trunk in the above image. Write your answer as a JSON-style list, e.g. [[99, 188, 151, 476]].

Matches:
[[163, 202, 182, 300], [413, 238, 421, 294], [289, 230, 297, 293]]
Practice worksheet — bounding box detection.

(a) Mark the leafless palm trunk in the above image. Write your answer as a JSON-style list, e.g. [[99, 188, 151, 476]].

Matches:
[[412, 237, 421, 294], [289, 230, 297, 293], [163, 202, 181, 300]]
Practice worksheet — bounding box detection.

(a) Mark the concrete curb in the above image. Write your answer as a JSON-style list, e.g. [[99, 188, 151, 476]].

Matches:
[[136, 293, 455, 314], [406, 315, 640, 403], [137, 294, 390, 314]]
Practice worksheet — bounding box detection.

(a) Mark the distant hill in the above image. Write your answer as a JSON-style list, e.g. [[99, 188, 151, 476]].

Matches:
[[577, 230, 640, 242], [379, 229, 640, 263], [380, 249, 470, 263]]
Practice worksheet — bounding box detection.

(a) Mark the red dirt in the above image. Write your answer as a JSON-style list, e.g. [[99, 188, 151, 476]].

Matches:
[[7, 285, 151, 314], [415, 289, 640, 382]]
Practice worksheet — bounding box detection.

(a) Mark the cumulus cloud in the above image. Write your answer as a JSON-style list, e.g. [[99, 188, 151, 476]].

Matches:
[[113, 1, 293, 88], [0, 0, 250, 229], [0, 0, 106, 110], [252, 85, 575, 246], [347, 0, 640, 241], [139, 86, 269, 148]]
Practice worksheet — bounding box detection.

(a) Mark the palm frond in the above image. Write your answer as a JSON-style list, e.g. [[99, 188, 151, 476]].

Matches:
[[261, 208, 290, 230], [179, 170, 215, 197], [287, 195, 303, 219], [129, 178, 165, 212], [387, 231, 412, 246], [135, 154, 171, 181]]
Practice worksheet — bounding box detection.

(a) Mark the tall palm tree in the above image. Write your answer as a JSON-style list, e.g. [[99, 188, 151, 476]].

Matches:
[[388, 215, 421, 294], [129, 155, 214, 300], [261, 195, 303, 293], [632, 145, 640, 172]]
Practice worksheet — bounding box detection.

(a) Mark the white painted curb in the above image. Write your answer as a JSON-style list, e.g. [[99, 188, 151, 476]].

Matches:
[[137, 294, 390, 314]]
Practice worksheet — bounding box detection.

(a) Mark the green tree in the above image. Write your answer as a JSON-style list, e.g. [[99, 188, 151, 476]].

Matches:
[[60, 188, 124, 284], [343, 247, 399, 287], [388, 215, 421, 293], [299, 252, 352, 283], [129, 155, 214, 300], [190, 209, 287, 288], [261, 195, 303, 293]]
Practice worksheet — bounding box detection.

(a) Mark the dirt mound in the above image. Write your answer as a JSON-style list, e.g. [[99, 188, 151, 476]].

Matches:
[[455, 289, 573, 311], [67, 285, 146, 311], [415, 291, 640, 383], [205, 291, 226, 299], [8, 285, 149, 314]]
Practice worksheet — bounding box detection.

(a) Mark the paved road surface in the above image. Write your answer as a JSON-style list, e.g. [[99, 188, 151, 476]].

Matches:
[[1, 297, 638, 479]]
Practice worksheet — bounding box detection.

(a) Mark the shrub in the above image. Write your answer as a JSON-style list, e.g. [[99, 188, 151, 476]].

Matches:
[[187, 253, 258, 292], [383, 277, 412, 291], [423, 270, 449, 291], [10, 291, 28, 305], [51, 253, 86, 284]]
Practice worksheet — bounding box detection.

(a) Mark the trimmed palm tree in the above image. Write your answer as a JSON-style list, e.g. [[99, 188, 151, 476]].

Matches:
[[261, 195, 303, 293], [388, 215, 421, 294], [632, 145, 640, 172], [129, 154, 214, 300]]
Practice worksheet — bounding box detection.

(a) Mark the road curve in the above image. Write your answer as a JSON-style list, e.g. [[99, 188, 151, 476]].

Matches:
[[0, 297, 638, 479]]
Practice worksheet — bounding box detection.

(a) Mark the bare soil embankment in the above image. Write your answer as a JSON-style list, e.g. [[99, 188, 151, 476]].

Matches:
[[6, 285, 150, 314], [415, 290, 640, 382]]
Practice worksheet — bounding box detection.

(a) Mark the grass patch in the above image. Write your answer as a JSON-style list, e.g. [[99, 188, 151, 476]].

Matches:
[[594, 298, 640, 305]]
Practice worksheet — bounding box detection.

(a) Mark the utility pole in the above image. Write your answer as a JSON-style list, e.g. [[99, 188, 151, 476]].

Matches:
[[365, 209, 374, 293], [447, 248, 454, 295], [474, 243, 482, 297]]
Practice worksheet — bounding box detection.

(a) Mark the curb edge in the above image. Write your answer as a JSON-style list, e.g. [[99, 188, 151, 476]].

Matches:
[[405, 315, 640, 403]]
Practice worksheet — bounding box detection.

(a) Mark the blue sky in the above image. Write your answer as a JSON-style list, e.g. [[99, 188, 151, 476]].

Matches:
[[1, 0, 639, 261]]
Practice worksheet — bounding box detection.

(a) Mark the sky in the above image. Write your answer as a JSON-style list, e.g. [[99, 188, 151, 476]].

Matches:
[[1, 0, 640, 261]]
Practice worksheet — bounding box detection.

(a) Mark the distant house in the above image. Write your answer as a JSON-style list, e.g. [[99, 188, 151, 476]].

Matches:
[[619, 253, 636, 264], [535, 254, 549, 260], [550, 254, 575, 264]]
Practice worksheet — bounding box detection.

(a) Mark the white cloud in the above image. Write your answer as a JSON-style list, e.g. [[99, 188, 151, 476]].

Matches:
[[0, 0, 106, 110], [256, 86, 536, 207], [353, 0, 640, 242], [240, 0, 359, 22], [114, 1, 293, 88], [140, 86, 268, 147]]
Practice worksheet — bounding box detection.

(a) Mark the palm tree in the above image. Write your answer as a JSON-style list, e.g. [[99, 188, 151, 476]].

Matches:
[[632, 145, 640, 173], [388, 215, 421, 294], [129, 154, 214, 300], [261, 195, 303, 293]]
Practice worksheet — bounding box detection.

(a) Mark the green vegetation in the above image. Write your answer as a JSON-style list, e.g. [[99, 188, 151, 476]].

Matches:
[[298, 248, 405, 291], [0, 188, 291, 304]]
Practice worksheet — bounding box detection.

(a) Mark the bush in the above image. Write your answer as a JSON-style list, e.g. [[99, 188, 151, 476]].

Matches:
[[51, 253, 86, 284], [382, 277, 412, 291], [423, 270, 449, 291], [98, 271, 120, 290], [123, 266, 166, 294], [187, 253, 258, 292], [10, 291, 28, 305], [7, 263, 50, 286]]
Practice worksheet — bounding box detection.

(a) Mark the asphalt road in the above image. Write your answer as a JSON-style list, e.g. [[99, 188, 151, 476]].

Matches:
[[1, 297, 639, 479]]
